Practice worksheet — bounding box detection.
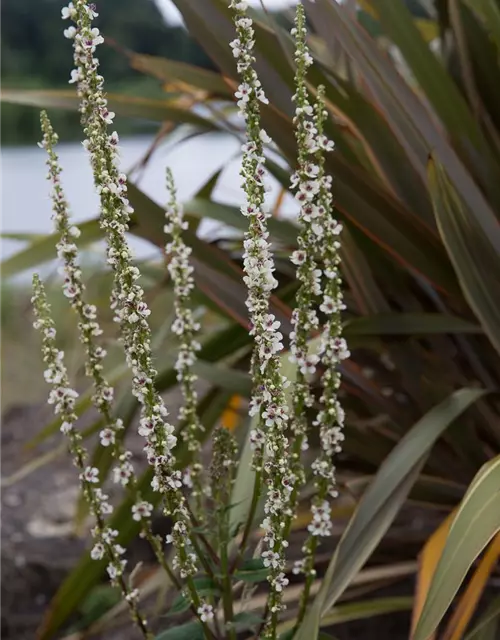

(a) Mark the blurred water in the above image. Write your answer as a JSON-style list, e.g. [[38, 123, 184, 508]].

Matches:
[[1, 132, 295, 280]]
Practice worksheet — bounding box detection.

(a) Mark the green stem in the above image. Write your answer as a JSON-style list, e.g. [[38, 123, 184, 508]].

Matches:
[[230, 467, 263, 573], [220, 508, 236, 640], [295, 537, 319, 633]]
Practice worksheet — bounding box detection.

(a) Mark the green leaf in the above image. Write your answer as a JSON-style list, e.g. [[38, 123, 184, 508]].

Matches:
[[464, 595, 500, 639], [413, 455, 500, 640], [344, 313, 482, 336], [72, 585, 121, 629], [155, 621, 205, 640], [370, 0, 495, 163], [279, 597, 412, 638], [0, 89, 217, 129], [305, 0, 500, 274], [428, 156, 500, 357], [233, 558, 269, 583], [167, 577, 220, 617], [1, 219, 102, 278], [233, 612, 264, 632], [295, 388, 486, 640], [185, 198, 298, 245], [320, 596, 413, 626], [193, 361, 252, 396], [463, 0, 500, 58], [128, 53, 232, 97], [1, 231, 46, 241]]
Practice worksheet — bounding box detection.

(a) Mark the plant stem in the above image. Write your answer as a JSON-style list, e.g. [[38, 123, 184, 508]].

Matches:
[[230, 468, 263, 573], [219, 507, 236, 640]]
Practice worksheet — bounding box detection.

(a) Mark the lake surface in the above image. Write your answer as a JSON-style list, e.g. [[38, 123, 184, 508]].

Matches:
[[1, 132, 295, 277]]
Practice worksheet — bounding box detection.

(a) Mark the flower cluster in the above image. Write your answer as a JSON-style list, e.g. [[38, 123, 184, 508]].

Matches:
[[229, 0, 293, 631], [164, 168, 204, 508], [31, 274, 149, 637]]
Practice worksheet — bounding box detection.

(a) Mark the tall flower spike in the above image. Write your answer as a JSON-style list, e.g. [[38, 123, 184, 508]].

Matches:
[[164, 168, 204, 511], [39, 109, 131, 481], [294, 86, 349, 624], [285, 0, 322, 519], [65, 2, 212, 619], [39, 110, 174, 577], [31, 274, 150, 639], [229, 1, 293, 633]]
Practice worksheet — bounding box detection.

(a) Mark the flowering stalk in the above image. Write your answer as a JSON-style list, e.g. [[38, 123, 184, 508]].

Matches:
[[63, 2, 214, 632], [294, 87, 349, 626], [39, 109, 182, 593], [164, 168, 204, 514], [283, 1, 323, 534], [31, 274, 150, 639], [229, 1, 293, 635]]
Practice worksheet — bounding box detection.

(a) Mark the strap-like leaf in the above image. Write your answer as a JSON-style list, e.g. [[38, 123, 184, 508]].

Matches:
[[413, 455, 500, 640]]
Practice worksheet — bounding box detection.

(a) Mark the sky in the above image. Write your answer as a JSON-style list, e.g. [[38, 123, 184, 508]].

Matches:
[[155, 0, 297, 24]]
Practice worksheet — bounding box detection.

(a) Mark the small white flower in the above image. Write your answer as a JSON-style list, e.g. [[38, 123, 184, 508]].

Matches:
[[61, 3, 75, 20], [235, 82, 251, 103], [90, 543, 105, 560], [99, 428, 115, 447], [63, 26, 77, 39], [100, 108, 115, 125], [82, 466, 99, 483], [274, 572, 289, 592], [197, 603, 214, 622], [291, 250, 306, 266], [68, 68, 82, 84], [259, 129, 272, 144], [132, 501, 153, 521]]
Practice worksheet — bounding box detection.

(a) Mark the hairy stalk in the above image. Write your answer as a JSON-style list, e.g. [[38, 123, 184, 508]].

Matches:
[[39, 109, 179, 590], [210, 427, 238, 639], [229, 2, 293, 635], [31, 275, 151, 639]]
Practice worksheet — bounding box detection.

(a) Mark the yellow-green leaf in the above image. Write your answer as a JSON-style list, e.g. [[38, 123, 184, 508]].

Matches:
[[413, 455, 500, 640]]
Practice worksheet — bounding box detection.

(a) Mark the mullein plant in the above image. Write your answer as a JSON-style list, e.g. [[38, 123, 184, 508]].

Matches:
[[31, 0, 347, 638]]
